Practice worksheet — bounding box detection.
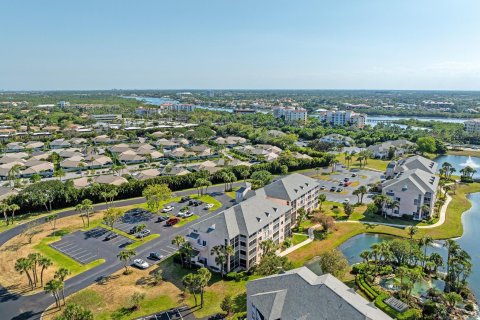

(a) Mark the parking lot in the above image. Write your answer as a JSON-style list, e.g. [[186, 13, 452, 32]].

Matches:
[[136, 306, 199, 320], [308, 167, 383, 204], [49, 227, 132, 264]]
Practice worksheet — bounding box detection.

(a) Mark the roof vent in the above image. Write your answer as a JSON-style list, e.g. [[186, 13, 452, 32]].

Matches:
[[402, 185, 408, 191], [306, 183, 309, 186], [300, 186, 304, 190]]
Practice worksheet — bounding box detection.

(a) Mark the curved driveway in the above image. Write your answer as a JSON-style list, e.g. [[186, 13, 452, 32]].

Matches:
[[0, 183, 244, 320]]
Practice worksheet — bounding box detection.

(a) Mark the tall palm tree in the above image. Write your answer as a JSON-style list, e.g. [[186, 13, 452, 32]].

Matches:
[[419, 236, 433, 268], [172, 235, 186, 266], [197, 267, 212, 307], [8, 203, 19, 225], [224, 245, 235, 273], [407, 226, 418, 241], [44, 279, 63, 309], [38, 256, 53, 287], [15, 257, 34, 290], [211, 245, 227, 276]]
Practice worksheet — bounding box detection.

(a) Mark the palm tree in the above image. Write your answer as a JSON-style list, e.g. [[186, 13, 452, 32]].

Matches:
[[211, 245, 227, 276], [38, 256, 53, 287], [15, 257, 34, 290], [419, 236, 433, 269], [197, 267, 212, 307], [118, 249, 136, 274], [54, 267, 70, 304], [387, 200, 400, 216], [44, 279, 63, 309], [8, 203, 19, 225], [318, 194, 326, 212], [407, 226, 418, 241], [28, 252, 41, 287], [8, 164, 22, 187], [372, 194, 389, 218], [0, 202, 9, 226], [172, 235, 186, 266], [352, 189, 361, 204], [224, 245, 235, 273], [358, 186, 368, 204]]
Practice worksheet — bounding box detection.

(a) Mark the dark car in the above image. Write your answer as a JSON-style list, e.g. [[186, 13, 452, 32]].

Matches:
[[128, 227, 137, 234], [157, 215, 169, 222], [189, 200, 203, 206], [148, 252, 164, 260], [166, 217, 180, 226], [329, 186, 336, 192], [180, 196, 191, 203], [351, 173, 357, 177], [104, 233, 118, 241], [336, 187, 343, 192], [344, 178, 350, 182]]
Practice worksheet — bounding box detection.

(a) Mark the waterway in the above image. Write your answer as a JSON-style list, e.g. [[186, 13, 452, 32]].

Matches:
[[366, 115, 468, 124], [436, 154, 480, 179]]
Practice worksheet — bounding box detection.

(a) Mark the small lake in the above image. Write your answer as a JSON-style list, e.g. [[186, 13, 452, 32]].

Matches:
[[435, 154, 480, 179], [308, 193, 480, 300]]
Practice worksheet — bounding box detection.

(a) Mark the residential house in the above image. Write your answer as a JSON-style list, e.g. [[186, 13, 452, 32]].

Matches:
[[6, 142, 25, 153], [386, 155, 438, 179], [50, 138, 72, 149], [247, 267, 391, 320], [21, 162, 54, 178], [24, 141, 45, 151], [118, 150, 146, 164], [319, 134, 355, 147], [133, 168, 161, 181], [214, 136, 247, 147]]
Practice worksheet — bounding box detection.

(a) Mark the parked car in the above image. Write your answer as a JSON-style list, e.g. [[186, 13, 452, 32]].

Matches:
[[183, 211, 194, 218], [336, 187, 343, 192], [189, 200, 203, 206], [180, 196, 191, 203], [162, 205, 174, 213], [157, 215, 169, 222], [133, 259, 150, 269], [344, 178, 350, 182], [136, 229, 151, 238], [320, 185, 326, 190], [104, 233, 118, 241], [329, 186, 336, 192], [205, 203, 214, 210], [338, 182, 344, 186], [128, 227, 137, 234], [166, 217, 180, 226], [148, 252, 164, 260], [343, 199, 350, 204], [176, 211, 186, 218], [351, 173, 357, 177]]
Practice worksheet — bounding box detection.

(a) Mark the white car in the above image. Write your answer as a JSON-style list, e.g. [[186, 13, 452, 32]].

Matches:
[[205, 203, 214, 209], [162, 206, 174, 213], [343, 199, 350, 204], [133, 259, 150, 269], [183, 211, 194, 218], [176, 211, 186, 218]]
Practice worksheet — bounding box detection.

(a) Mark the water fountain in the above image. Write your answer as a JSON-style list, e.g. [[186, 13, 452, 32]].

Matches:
[[461, 156, 480, 169]]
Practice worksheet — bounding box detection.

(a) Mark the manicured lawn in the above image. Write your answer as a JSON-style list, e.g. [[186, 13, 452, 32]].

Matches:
[[174, 215, 199, 228], [34, 236, 105, 276], [447, 149, 480, 157], [336, 155, 389, 172], [133, 194, 222, 213], [292, 233, 309, 245], [288, 182, 480, 267], [125, 234, 160, 250]]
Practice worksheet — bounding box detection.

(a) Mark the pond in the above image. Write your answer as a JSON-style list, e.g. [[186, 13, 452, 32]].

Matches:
[[315, 193, 480, 301], [435, 154, 480, 179]]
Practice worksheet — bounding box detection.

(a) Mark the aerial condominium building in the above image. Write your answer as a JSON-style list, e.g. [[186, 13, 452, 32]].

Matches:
[[464, 119, 480, 134], [317, 110, 367, 128], [186, 173, 319, 271], [273, 106, 308, 124]]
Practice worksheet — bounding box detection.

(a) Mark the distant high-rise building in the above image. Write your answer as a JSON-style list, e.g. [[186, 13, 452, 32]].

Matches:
[[57, 101, 70, 108], [464, 119, 480, 134], [273, 106, 308, 124], [317, 110, 366, 128]]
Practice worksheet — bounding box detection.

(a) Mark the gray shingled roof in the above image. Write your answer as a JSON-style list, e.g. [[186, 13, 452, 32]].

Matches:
[[192, 188, 291, 239], [263, 173, 319, 201], [248, 267, 392, 320], [383, 168, 439, 193]]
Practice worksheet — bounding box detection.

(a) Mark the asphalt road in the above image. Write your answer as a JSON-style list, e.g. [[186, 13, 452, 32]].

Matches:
[[0, 182, 243, 320]]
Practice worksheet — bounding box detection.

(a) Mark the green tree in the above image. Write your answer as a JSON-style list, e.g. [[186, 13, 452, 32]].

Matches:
[[38, 256, 53, 287], [44, 279, 63, 309], [417, 136, 437, 154], [318, 249, 349, 278], [15, 257, 34, 290], [54, 303, 94, 320], [118, 249, 136, 274], [102, 208, 123, 231], [317, 193, 327, 211], [142, 184, 172, 212], [130, 292, 146, 310], [220, 295, 234, 316]]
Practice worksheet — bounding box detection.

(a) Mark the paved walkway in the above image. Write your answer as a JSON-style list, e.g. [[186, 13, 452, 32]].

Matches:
[[338, 192, 452, 229]]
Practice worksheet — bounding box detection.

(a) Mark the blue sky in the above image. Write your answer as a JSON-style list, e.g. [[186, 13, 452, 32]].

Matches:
[[1, 0, 480, 90]]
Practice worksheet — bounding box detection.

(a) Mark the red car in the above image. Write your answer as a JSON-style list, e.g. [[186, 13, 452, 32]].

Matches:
[[166, 217, 180, 226]]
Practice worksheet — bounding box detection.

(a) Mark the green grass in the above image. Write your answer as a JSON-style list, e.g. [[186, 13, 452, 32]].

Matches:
[[336, 155, 389, 172], [174, 215, 199, 228], [133, 194, 222, 213], [98, 295, 177, 320], [34, 236, 105, 275], [226, 187, 240, 199], [125, 234, 160, 250], [292, 233, 309, 245], [67, 289, 106, 310]]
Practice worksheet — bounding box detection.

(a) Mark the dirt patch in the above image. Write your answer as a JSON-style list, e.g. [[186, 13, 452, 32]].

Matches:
[[0, 213, 102, 295]]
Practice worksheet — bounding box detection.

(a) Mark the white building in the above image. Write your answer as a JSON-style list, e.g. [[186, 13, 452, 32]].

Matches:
[[186, 174, 319, 271], [367, 139, 417, 159], [317, 110, 367, 128], [382, 156, 439, 220], [168, 104, 196, 112], [464, 119, 480, 134], [319, 134, 355, 146], [273, 107, 308, 124]]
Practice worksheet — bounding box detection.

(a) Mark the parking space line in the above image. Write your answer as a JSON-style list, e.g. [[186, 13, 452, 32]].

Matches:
[[159, 248, 172, 254], [76, 252, 96, 260], [53, 242, 75, 249], [67, 248, 85, 255], [166, 246, 177, 250]]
